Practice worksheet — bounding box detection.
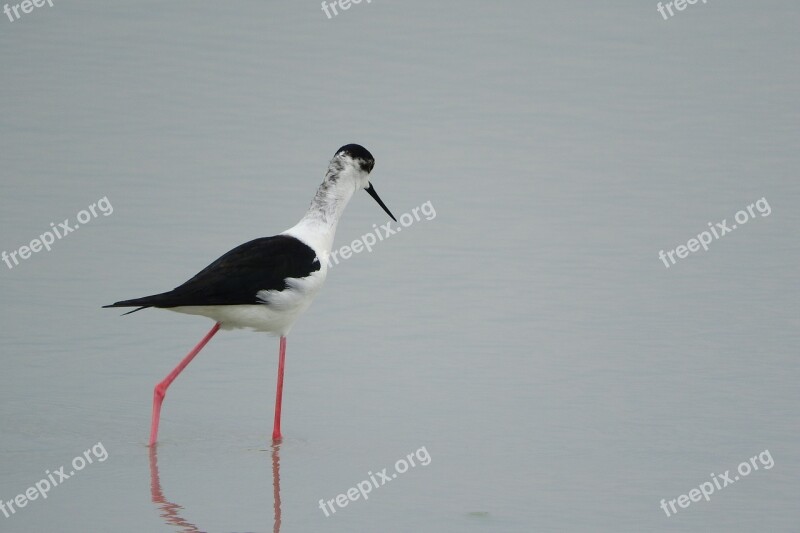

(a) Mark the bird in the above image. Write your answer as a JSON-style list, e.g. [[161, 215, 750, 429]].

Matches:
[[104, 144, 396, 445]]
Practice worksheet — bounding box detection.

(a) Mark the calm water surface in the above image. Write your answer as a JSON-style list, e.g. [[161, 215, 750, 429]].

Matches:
[[1, 1, 798, 532]]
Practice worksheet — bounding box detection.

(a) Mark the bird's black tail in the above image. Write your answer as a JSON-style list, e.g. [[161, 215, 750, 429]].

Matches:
[[103, 292, 178, 315]]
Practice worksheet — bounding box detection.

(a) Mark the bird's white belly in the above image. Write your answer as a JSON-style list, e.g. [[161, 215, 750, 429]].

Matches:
[[169, 270, 326, 335]]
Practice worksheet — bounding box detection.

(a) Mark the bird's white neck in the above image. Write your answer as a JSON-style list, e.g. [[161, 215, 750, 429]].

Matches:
[[282, 162, 361, 260]]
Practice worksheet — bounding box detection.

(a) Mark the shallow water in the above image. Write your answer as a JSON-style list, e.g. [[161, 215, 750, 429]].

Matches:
[[1, 1, 799, 532]]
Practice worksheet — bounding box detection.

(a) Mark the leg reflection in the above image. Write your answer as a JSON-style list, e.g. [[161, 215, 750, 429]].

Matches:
[[271, 440, 282, 533], [149, 445, 204, 533], [149, 443, 282, 533]]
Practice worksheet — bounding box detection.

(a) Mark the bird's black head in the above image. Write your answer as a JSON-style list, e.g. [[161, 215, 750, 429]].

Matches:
[[335, 144, 375, 173], [328, 143, 395, 222]]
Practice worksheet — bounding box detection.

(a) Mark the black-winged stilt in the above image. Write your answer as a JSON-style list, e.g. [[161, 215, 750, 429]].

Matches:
[[104, 144, 396, 445]]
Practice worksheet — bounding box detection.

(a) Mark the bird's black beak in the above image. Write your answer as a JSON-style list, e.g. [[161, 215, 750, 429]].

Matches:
[[365, 183, 397, 222]]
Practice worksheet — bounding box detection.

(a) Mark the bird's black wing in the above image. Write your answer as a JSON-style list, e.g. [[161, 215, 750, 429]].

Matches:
[[103, 235, 320, 312]]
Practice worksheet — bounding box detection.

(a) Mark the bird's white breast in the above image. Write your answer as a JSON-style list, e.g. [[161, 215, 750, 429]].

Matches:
[[169, 266, 327, 335]]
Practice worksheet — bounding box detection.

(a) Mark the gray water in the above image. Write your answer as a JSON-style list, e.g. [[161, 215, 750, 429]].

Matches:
[[1, 1, 798, 532]]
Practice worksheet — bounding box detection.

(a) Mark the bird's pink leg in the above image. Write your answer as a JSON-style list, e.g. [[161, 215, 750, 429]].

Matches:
[[149, 322, 221, 446], [272, 336, 287, 441]]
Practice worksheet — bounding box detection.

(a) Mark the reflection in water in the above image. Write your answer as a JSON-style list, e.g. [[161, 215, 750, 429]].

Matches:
[[149, 445, 204, 533], [148, 443, 283, 533], [271, 441, 282, 533]]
